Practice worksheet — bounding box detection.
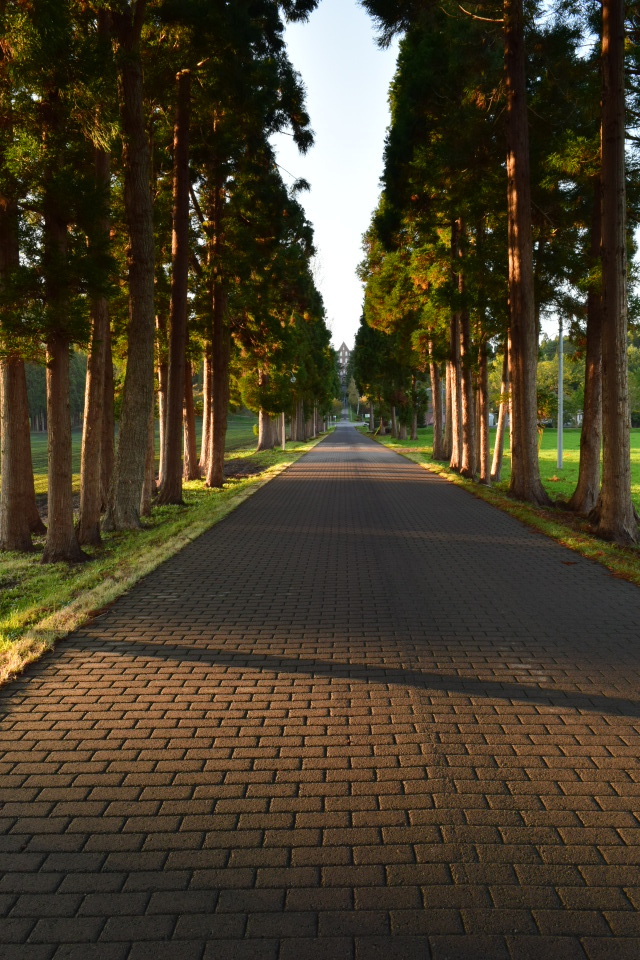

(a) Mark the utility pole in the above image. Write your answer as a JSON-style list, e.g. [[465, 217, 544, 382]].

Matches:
[[557, 316, 564, 470]]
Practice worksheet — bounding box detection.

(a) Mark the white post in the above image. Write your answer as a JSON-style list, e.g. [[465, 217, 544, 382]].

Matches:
[[557, 316, 563, 470], [281, 411, 286, 451]]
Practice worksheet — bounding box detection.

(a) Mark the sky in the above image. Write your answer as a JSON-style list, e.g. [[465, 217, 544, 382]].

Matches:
[[272, 0, 399, 353]]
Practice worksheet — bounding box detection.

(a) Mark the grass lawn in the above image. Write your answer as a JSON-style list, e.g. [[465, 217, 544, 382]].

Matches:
[[28, 411, 257, 495], [0, 433, 315, 685], [369, 425, 640, 588]]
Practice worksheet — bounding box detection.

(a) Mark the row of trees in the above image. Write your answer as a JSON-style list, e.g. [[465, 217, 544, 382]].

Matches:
[[0, 0, 337, 562], [353, 0, 639, 544]]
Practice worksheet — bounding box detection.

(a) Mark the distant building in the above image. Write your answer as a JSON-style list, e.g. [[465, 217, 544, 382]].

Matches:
[[337, 342, 350, 408]]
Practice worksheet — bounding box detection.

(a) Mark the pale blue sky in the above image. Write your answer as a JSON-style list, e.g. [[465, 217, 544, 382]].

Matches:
[[272, 0, 399, 352]]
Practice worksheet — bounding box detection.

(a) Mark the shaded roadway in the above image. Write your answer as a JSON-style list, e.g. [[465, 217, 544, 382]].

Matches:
[[2, 422, 640, 960]]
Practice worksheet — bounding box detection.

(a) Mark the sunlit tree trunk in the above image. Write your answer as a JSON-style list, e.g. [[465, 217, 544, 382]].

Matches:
[[504, 0, 550, 504], [206, 294, 230, 488], [104, 3, 155, 530], [443, 362, 453, 460], [0, 358, 38, 551], [158, 69, 190, 505], [592, 0, 636, 542], [42, 334, 86, 563], [101, 325, 115, 510], [491, 340, 510, 483], [478, 341, 490, 485], [156, 314, 168, 486], [200, 344, 212, 471], [449, 311, 462, 471], [0, 42, 43, 550], [78, 145, 110, 546], [569, 183, 602, 516], [140, 402, 155, 517], [183, 359, 200, 480], [428, 341, 444, 459]]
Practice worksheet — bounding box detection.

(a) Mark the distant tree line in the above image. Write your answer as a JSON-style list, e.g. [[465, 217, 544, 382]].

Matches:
[[353, 0, 640, 544], [0, 0, 337, 562]]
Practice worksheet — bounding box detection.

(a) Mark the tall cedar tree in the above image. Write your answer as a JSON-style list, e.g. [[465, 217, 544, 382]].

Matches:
[[0, 1, 45, 552], [593, 0, 637, 542], [102, 1, 156, 532]]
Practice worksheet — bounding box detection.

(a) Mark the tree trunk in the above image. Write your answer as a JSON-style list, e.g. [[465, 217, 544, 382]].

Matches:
[[156, 313, 168, 486], [140, 401, 155, 517], [158, 69, 190, 505], [101, 325, 115, 509], [443, 362, 453, 460], [206, 292, 230, 488], [77, 146, 110, 546], [183, 359, 200, 480], [504, 0, 550, 505], [449, 310, 462, 472], [478, 342, 491, 485], [42, 335, 86, 563], [0, 359, 37, 551], [459, 307, 476, 478], [257, 409, 276, 450], [104, 5, 155, 530], [390, 405, 398, 438], [491, 340, 510, 483], [429, 343, 444, 460], [199, 346, 212, 471], [592, 0, 636, 542], [568, 183, 603, 516], [369, 401, 375, 432], [0, 206, 43, 546]]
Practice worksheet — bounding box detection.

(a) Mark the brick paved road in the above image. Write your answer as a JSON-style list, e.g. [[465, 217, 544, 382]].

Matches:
[[2, 423, 640, 960]]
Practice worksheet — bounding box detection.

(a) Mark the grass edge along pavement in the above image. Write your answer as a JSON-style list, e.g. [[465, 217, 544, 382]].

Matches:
[[0, 436, 324, 687], [365, 427, 640, 589]]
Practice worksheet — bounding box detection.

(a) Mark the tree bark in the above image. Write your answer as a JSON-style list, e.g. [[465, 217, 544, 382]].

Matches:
[[568, 183, 603, 516], [504, 0, 550, 504], [158, 69, 190, 505], [77, 146, 110, 546], [428, 342, 444, 460], [42, 335, 87, 563], [592, 0, 636, 542], [459, 307, 476, 478], [478, 342, 491, 485], [0, 59, 43, 547], [103, 3, 155, 530], [183, 359, 200, 481], [199, 346, 212, 470], [140, 400, 155, 517], [156, 313, 168, 486], [206, 291, 230, 488], [0, 358, 37, 551], [443, 361, 453, 460], [101, 325, 115, 509], [448, 311, 462, 471], [258, 409, 276, 450], [491, 340, 510, 483]]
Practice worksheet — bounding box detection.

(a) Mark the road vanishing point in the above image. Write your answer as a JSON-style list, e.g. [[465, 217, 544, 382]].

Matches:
[[2, 422, 640, 960]]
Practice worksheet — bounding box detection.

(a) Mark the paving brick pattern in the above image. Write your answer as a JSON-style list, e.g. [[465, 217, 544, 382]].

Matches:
[[2, 422, 640, 959]]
